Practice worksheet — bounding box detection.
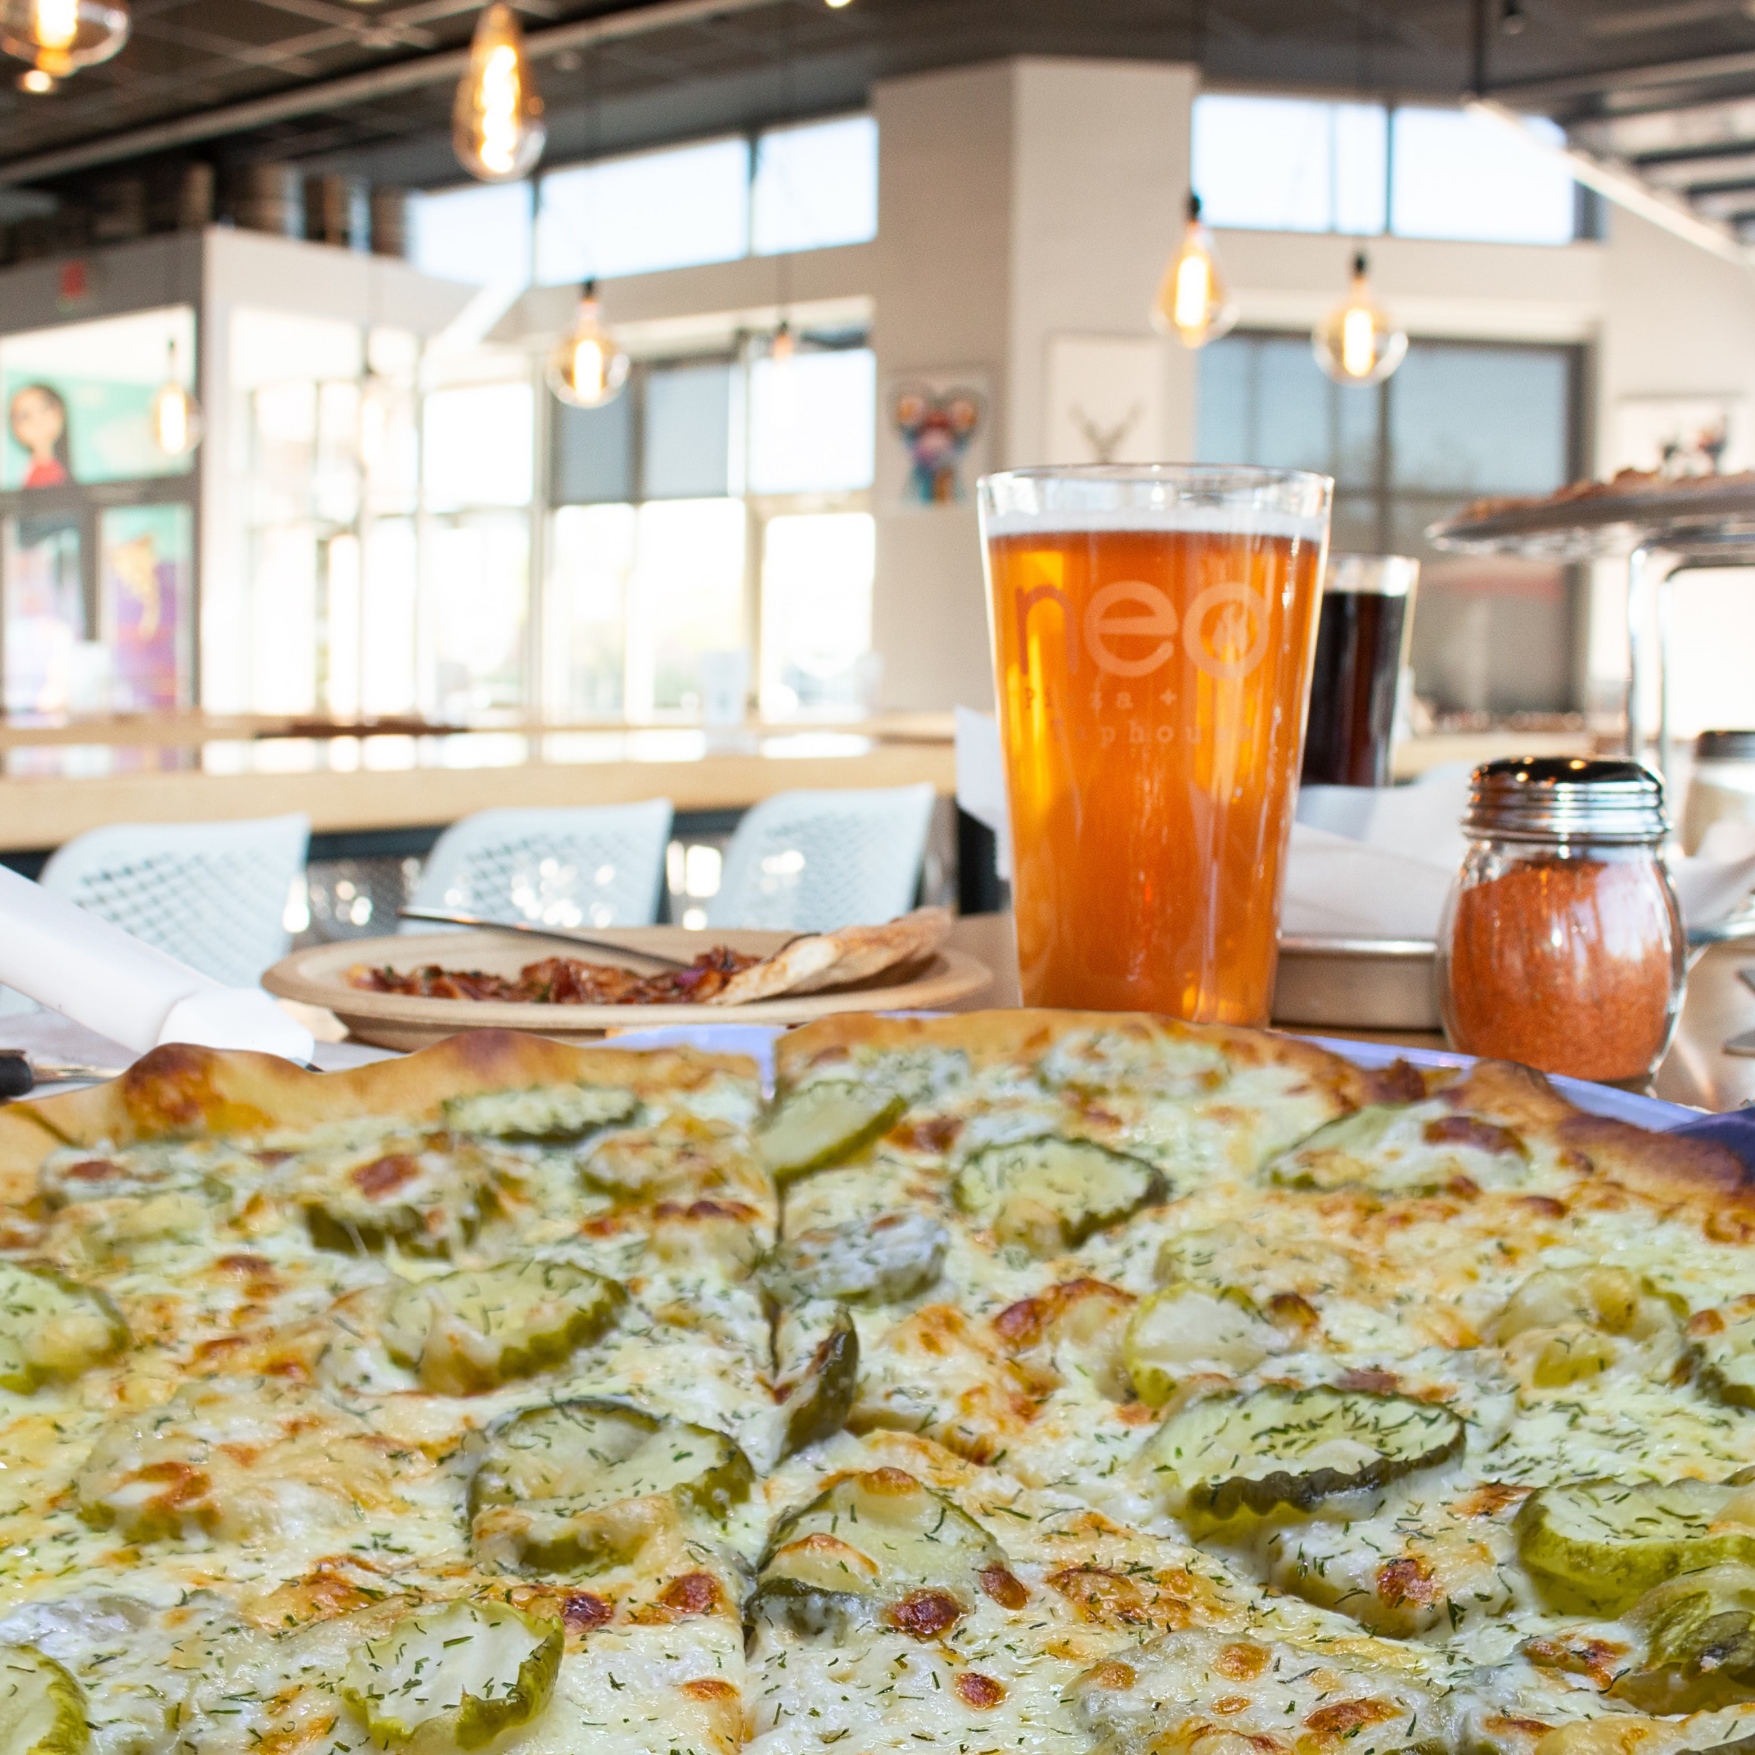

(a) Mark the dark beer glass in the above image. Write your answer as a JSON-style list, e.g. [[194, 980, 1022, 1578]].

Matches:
[[1300, 554, 1418, 788]]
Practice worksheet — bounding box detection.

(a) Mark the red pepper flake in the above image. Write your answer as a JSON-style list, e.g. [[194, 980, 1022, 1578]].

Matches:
[[1444, 857, 1677, 1082]]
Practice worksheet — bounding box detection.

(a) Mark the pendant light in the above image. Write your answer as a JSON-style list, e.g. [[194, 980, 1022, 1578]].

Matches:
[[150, 339, 202, 459], [0, 0, 128, 84], [1150, 194, 1238, 349], [547, 282, 629, 409], [766, 319, 801, 433], [453, 2, 544, 183], [1312, 251, 1407, 386]]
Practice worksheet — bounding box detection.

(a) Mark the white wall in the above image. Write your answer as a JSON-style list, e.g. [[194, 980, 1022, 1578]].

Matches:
[[1594, 207, 1755, 735], [868, 62, 1016, 715]]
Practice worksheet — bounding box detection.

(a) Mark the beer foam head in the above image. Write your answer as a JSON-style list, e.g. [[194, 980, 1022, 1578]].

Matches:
[[981, 505, 1330, 542], [978, 466, 1333, 545]]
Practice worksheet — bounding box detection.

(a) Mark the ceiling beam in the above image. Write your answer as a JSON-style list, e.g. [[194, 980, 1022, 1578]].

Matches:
[[1485, 46, 1755, 107], [1466, 96, 1754, 268], [0, 0, 784, 186]]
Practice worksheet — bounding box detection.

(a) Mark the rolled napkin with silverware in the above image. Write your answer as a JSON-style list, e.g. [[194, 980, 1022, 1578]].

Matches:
[[0, 864, 314, 1062]]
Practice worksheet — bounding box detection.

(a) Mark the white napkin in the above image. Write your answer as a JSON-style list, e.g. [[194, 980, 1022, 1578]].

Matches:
[[0, 865, 314, 1062], [1291, 764, 1755, 941], [954, 712, 1755, 942], [955, 706, 1012, 881], [1280, 823, 1457, 940]]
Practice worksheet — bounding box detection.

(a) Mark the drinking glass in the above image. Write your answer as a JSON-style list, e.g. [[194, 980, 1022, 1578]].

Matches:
[[1300, 553, 1419, 788], [979, 464, 1332, 1024]]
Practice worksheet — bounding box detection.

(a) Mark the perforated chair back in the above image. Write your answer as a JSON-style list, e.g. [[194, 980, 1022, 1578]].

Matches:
[[38, 813, 311, 990], [408, 801, 674, 931], [707, 784, 937, 933]]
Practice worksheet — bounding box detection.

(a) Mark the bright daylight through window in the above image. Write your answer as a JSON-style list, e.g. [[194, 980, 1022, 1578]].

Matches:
[[1192, 95, 1580, 245]]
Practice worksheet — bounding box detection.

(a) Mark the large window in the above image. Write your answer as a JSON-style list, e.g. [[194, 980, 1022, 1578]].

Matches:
[[546, 338, 876, 722], [413, 114, 879, 289], [1193, 95, 1584, 245], [1197, 332, 1584, 713]]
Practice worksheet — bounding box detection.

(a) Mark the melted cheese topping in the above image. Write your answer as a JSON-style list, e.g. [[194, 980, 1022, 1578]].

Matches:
[[4, 1030, 1755, 1755]]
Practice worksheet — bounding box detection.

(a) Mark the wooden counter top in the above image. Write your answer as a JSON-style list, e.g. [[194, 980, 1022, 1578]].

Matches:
[[0, 730, 956, 851]]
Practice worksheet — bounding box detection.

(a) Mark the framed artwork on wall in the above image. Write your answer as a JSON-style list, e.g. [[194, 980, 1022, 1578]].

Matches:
[[1045, 333, 1168, 466], [885, 370, 990, 509], [1613, 394, 1750, 476]]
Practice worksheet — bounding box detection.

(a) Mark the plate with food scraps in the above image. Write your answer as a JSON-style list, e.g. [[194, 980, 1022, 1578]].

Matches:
[[262, 913, 993, 1049]]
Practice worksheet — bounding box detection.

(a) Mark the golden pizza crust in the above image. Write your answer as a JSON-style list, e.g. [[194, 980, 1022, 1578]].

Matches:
[[0, 1028, 757, 1192], [773, 1007, 1380, 1107], [774, 1012, 1752, 1236], [708, 908, 954, 1006], [1429, 1059, 1755, 1233]]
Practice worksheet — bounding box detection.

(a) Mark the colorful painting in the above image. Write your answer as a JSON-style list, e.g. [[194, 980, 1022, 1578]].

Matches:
[[101, 503, 189, 710], [0, 307, 196, 490], [2, 514, 84, 713], [887, 373, 988, 508]]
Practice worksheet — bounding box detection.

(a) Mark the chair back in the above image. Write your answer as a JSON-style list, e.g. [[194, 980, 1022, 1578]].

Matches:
[[38, 813, 311, 989], [707, 784, 937, 932], [408, 801, 673, 931]]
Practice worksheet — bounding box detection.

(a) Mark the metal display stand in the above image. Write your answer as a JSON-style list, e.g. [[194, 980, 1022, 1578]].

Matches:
[[1429, 479, 1755, 778]]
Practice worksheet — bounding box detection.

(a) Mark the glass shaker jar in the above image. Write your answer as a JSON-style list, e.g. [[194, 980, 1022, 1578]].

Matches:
[[1437, 757, 1685, 1084], [1682, 729, 1755, 854]]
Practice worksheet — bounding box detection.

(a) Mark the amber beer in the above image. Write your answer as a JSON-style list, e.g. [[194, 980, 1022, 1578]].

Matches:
[[980, 467, 1332, 1024]]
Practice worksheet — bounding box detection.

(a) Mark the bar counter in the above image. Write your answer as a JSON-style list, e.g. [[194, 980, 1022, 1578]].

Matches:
[[0, 718, 958, 854]]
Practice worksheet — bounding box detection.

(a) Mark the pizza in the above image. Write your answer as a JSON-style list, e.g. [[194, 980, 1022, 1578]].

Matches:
[[0, 1012, 1753, 1755], [343, 910, 954, 1010]]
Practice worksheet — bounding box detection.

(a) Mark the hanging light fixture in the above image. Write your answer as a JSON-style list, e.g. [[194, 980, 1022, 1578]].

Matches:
[[150, 338, 203, 459], [766, 319, 802, 432], [453, 2, 544, 183], [0, 0, 128, 84], [546, 282, 629, 409], [1312, 251, 1408, 387], [1150, 194, 1238, 349]]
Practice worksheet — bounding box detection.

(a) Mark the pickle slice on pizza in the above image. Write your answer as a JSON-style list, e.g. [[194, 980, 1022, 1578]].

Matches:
[[1136, 1386, 1464, 1525], [340, 1599, 561, 1749], [378, 1257, 626, 1394], [772, 1300, 859, 1460], [0, 1647, 90, 1755], [1517, 1480, 1755, 1612], [952, 1136, 1163, 1255], [469, 1398, 754, 1572], [758, 1081, 907, 1181], [0, 1263, 127, 1392], [757, 1210, 948, 1306], [442, 1081, 639, 1144], [751, 1467, 1012, 1637]]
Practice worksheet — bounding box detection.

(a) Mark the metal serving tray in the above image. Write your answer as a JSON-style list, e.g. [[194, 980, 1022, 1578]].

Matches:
[[1428, 477, 1755, 561], [1270, 935, 1440, 1032]]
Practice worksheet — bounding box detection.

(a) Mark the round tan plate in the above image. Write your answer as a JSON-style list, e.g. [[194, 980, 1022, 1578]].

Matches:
[[263, 927, 994, 1050]]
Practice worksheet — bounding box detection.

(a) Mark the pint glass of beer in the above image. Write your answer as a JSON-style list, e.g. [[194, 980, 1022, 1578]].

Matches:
[[978, 465, 1332, 1024]]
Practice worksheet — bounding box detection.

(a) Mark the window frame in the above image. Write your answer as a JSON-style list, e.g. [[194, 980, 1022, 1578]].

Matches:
[[538, 336, 875, 725], [1191, 91, 1591, 247]]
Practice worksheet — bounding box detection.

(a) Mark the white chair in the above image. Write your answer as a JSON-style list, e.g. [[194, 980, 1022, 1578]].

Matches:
[[408, 801, 673, 931], [34, 813, 310, 991], [707, 784, 937, 933]]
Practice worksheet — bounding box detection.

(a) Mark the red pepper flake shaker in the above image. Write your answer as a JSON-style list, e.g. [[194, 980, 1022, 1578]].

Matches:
[[1437, 757, 1685, 1084]]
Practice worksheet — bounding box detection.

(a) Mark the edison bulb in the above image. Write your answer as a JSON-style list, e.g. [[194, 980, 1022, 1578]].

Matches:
[[547, 285, 629, 409], [1312, 253, 1407, 387], [0, 0, 128, 77], [453, 2, 544, 183], [766, 321, 800, 432], [149, 341, 203, 458], [1151, 194, 1238, 349]]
